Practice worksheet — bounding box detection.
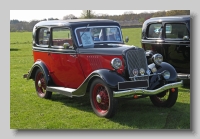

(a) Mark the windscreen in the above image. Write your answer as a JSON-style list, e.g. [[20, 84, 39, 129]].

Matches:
[[75, 26, 123, 47]]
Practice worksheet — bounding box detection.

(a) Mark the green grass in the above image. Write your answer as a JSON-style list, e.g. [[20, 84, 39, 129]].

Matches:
[[10, 30, 190, 129], [122, 28, 142, 47]]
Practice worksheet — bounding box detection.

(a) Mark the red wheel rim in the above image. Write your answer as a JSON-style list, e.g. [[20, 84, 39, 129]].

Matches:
[[154, 90, 169, 103], [92, 84, 109, 114], [35, 71, 46, 97]]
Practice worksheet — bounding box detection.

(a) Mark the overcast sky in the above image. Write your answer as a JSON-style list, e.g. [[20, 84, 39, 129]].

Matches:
[[10, 10, 161, 22]]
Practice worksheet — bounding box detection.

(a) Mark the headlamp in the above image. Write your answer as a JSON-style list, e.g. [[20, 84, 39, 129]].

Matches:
[[111, 58, 122, 69], [152, 54, 163, 65]]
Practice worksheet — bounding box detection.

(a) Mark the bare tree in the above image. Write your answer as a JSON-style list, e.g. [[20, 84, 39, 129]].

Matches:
[[166, 10, 190, 16], [123, 11, 135, 15], [63, 14, 77, 20], [152, 11, 167, 17], [80, 10, 95, 19]]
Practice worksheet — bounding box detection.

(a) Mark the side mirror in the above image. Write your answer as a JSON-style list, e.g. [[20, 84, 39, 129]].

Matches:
[[63, 42, 70, 49], [125, 36, 129, 43]]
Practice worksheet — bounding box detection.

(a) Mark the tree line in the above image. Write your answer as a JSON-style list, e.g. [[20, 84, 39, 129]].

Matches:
[[10, 10, 190, 32]]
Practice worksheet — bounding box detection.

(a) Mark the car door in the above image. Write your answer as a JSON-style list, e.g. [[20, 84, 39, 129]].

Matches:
[[48, 27, 85, 88], [163, 22, 190, 73], [33, 27, 51, 68]]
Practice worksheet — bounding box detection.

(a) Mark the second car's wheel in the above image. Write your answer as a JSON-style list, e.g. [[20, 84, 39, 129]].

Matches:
[[34, 68, 52, 99], [150, 88, 178, 107], [90, 78, 117, 118]]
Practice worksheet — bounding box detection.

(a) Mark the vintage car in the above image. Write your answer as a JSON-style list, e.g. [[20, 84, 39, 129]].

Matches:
[[141, 15, 190, 81], [23, 19, 183, 118]]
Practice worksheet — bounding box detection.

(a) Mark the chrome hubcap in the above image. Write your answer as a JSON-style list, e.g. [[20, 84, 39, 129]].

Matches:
[[96, 94, 101, 103], [38, 80, 41, 87]]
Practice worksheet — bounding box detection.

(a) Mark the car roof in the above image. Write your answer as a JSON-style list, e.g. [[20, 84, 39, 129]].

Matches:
[[146, 15, 190, 23], [34, 19, 119, 27], [142, 15, 190, 32]]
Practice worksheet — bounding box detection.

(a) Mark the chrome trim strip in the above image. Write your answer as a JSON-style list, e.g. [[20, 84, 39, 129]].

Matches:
[[177, 74, 190, 79], [113, 80, 183, 97], [33, 47, 76, 54], [129, 72, 163, 79]]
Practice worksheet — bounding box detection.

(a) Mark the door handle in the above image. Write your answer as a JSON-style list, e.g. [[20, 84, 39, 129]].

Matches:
[[70, 54, 76, 57]]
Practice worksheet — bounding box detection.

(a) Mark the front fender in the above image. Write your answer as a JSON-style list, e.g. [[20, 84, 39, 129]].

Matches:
[[94, 69, 126, 88], [72, 69, 126, 96], [157, 62, 177, 81], [26, 60, 53, 85], [148, 62, 178, 90]]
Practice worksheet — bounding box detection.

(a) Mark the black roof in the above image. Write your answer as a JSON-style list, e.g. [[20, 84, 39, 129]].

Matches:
[[145, 15, 190, 23], [34, 19, 119, 27], [141, 15, 190, 38]]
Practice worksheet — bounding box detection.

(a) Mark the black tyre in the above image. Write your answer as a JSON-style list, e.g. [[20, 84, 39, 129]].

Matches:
[[150, 88, 178, 107], [34, 68, 52, 99], [90, 78, 117, 118]]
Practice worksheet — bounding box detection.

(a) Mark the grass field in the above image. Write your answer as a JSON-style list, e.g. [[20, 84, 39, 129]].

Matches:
[[10, 28, 190, 129]]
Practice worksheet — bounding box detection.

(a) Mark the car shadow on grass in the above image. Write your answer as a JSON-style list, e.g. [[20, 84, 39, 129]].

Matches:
[[10, 48, 20, 51], [50, 91, 190, 129], [51, 93, 92, 112], [112, 98, 190, 129]]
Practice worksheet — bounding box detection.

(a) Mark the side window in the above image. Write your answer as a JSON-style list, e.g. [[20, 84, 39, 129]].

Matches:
[[147, 23, 162, 38], [52, 28, 73, 48], [36, 27, 49, 47], [165, 23, 189, 39]]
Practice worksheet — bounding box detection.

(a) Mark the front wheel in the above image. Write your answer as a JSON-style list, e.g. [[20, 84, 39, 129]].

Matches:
[[34, 68, 52, 99], [90, 78, 117, 118], [150, 88, 178, 107]]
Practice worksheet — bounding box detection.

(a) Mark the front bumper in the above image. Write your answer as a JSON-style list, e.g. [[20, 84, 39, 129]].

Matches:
[[113, 80, 183, 97], [177, 73, 190, 80]]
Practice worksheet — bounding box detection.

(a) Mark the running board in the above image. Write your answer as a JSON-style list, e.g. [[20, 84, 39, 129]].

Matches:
[[46, 86, 76, 97]]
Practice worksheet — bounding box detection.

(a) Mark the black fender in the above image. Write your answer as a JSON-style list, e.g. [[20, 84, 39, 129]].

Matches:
[[148, 62, 177, 90], [157, 62, 177, 81], [72, 69, 126, 96], [26, 60, 53, 86]]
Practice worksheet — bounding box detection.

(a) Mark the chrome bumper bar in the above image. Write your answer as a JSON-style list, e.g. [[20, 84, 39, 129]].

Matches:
[[113, 80, 183, 97], [177, 74, 190, 80]]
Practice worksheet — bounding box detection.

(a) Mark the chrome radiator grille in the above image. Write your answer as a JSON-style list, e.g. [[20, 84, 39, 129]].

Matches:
[[126, 48, 149, 82]]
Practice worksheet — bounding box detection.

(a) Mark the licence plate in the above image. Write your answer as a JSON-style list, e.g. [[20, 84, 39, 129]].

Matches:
[[118, 80, 148, 90]]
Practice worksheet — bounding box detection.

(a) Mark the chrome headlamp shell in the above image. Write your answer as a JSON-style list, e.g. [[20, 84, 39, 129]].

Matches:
[[152, 54, 163, 65], [111, 58, 122, 69]]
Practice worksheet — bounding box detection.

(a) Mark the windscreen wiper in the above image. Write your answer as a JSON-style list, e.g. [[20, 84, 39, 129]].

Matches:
[[80, 24, 90, 38]]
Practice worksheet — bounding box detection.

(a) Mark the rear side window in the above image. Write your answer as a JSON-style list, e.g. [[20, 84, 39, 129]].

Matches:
[[36, 27, 49, 47], [51, 28, 73, 47], [165, 23, 189, 39], [147, 23, 162, 38]]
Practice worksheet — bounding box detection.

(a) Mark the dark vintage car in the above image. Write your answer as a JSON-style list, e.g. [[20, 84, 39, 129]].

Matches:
[[23, 19, 183, 118], [141, 15, 190, 81]]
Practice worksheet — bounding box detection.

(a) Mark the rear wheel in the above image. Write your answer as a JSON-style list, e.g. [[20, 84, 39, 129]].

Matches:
[[90, 78, 117, 118], [150, 88, 178, 107], [34, 68, 52, 99]]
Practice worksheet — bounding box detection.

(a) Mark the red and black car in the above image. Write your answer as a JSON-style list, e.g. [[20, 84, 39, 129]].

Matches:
[[141, 15, 190, 81], [23, 19, 183, 118]]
